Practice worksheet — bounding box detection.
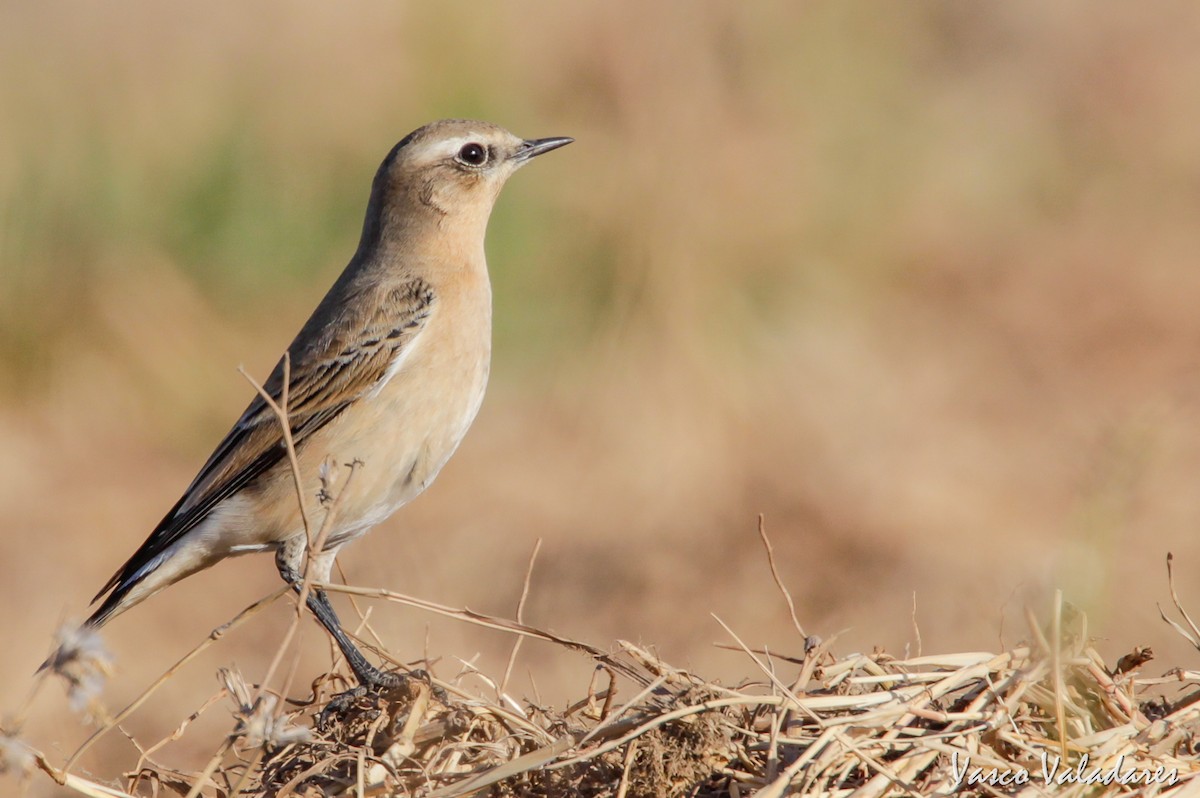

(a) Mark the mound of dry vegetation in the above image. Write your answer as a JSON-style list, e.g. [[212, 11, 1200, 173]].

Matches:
[[8, 549, 1200, 798]]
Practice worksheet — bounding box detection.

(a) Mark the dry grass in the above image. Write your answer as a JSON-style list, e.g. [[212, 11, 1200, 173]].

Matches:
[[15, 552, 1200, 797]]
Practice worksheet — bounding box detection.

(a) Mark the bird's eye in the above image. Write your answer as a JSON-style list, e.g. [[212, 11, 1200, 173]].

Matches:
[[457, 143, 488, 166]]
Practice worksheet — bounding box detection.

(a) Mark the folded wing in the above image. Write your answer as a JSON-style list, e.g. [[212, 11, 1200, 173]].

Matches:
[[87, 278, 435, 625]]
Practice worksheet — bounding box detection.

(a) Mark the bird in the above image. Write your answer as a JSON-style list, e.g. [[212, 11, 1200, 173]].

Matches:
[[73, 119, 572, 689]]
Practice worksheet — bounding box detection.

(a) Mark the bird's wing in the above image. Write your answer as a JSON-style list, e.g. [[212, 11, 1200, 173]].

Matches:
[[90, 278, 435, 615]]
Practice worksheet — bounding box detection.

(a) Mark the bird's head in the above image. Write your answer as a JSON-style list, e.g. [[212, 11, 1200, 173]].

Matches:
[[363, 120, 572, 247]]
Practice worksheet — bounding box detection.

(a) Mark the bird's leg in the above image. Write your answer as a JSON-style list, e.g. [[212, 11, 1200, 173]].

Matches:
[[275, 537, 402, 690], [308, 588, 404, 690]]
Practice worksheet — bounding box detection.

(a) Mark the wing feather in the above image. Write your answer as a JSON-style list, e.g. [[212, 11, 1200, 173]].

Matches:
[[88, 278, 435, 621]]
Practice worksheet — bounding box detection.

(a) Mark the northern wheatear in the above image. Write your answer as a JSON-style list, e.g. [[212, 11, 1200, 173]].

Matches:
[[79, 120, 572, 688]]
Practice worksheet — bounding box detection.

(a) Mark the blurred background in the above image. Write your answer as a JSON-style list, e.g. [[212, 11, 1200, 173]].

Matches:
[[5, 0, 1200, 787]]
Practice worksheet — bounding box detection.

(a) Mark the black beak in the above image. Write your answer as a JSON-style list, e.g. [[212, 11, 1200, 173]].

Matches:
[[514, 136, 574, 162]]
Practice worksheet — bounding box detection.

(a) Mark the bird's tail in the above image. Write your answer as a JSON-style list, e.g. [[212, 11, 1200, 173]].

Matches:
[[86, 537, 181, 630]]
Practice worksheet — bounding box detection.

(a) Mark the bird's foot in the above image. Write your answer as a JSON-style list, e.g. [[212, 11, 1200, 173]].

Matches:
[[317, 668, 429, 730], [317, 684, 370, 729]]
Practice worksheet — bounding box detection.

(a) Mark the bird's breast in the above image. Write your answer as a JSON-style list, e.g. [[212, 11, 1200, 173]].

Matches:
[[319, 270, 492, 542]]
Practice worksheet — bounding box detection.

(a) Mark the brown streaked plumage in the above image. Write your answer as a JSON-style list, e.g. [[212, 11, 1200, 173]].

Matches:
[[77, 120, 572, 688]]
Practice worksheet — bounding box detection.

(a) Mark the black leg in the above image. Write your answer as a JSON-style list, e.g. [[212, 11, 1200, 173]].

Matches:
[[303, 587, 402, 688], [275, 549, 401, 689]]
